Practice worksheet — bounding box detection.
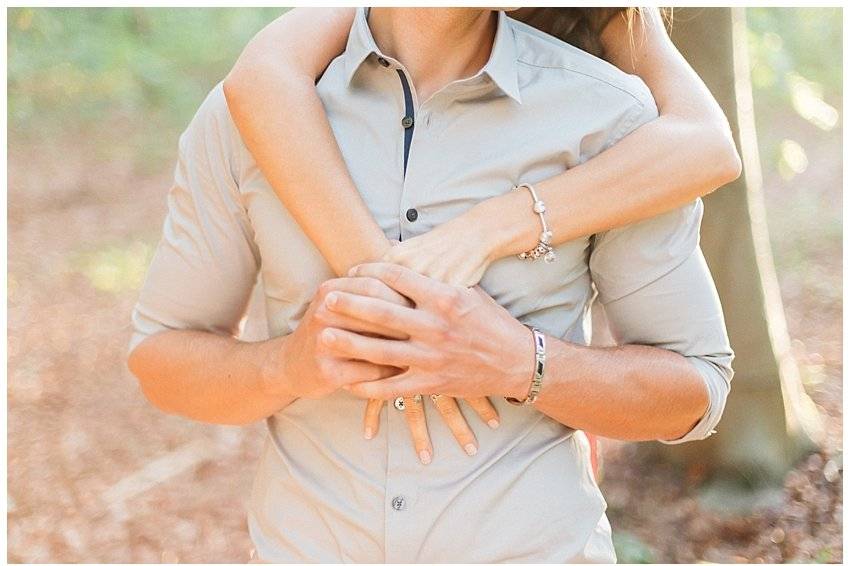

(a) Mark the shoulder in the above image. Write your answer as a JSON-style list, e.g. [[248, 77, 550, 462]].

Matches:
[[179, 82, 246, 182], [184, 82, 241, 147], [508, 16, 655, 111]]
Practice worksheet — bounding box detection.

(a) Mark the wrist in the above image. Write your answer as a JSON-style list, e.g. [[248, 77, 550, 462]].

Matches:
[[501, 323, 537, 400], [258, 335, 292, 399], [474, 190, 542, 260], [466, 198, 514, 263]]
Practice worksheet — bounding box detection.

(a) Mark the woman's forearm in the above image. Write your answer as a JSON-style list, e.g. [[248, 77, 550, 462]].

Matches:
[[224, 8, 390, 276], [476, 7, 742, 259], [478, 113, 741, 256], [128, 330, 295, 426]]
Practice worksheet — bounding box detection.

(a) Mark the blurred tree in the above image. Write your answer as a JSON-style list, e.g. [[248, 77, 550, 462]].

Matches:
[[641, 7, 825, 485]]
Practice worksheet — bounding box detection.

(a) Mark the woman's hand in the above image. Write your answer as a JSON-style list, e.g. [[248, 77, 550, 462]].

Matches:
[[363, 395, 500, 464], [360, 211, 505, 464], [382, 204, 504, 288]]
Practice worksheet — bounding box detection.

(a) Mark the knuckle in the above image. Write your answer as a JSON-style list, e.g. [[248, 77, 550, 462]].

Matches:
[[370, 305, 390, 324], [313, 304, 332, 325], [316, 357, 335, 379], [405, 405, 424, 419], [318, 328, 339, 349], [316, 279, 336, 299], [383, 247, 402, 263], [430, 317, 453, 340], [364, 278, 384, 298], [385, 263, 404, 285], [435, 400, 457, 417], [437, 288, 462, 315]]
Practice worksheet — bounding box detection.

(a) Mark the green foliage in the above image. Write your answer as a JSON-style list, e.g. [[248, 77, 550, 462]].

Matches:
[[747, 8, 842, 180], [8, 8, 285, 166], [745, 8, 842, 298], [748, 8, 841, 102], [71, 240, 154, 294], [612, 531, 656, 564]]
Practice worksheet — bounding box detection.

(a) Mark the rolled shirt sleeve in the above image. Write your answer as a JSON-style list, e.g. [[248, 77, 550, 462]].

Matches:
[[129, 84, 260, 354], [589, 198, 734, 444]]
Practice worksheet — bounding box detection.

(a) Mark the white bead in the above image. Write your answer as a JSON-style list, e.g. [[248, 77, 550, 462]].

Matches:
[[540, 230, 552, 244], [544, 251, 556, 263], [533, 201, 546, 214]]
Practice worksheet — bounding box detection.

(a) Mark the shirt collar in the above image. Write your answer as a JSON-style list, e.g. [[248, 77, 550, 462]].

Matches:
[[479, 11, 522, 104], [343, 8, 522, 105], [342, 7, 382, 87]]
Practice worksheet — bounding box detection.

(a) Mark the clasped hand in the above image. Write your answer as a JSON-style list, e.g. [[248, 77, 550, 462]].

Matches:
[[270, 262, 532, 464]]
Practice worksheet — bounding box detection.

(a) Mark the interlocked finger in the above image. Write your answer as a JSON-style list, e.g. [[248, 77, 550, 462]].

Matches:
[[430, 395, 478, 456], [362, 399, 384, 440], [463, 396, 500, 430], [403, 394, 432, 465]]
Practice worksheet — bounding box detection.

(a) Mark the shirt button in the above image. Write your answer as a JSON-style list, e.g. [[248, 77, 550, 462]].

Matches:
[[405, 208, 418, 222], [391, 496, 406, 511], [393, 396, 405, 411], [377, 56, 390, 68], [401, 115, 414, 129]]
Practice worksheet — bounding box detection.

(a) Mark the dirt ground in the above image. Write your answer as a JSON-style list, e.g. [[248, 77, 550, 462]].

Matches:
[[7, 123, 842, 563]]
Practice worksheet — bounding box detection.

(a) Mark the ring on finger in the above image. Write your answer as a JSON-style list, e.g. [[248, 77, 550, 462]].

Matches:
[[412, 394, 423, 404], [430, 394, 442, 403]]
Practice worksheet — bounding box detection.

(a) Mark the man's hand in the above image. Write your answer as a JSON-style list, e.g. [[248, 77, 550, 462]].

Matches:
[[320, 263, 535, 400], [261, 276, 409, 399]]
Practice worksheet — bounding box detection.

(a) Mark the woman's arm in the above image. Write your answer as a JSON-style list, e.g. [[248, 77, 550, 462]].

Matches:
[[224, 10, 499, 462], [385, 8, 742, 282], [496, 8, 742, 249], [223, 8, 390, 277]]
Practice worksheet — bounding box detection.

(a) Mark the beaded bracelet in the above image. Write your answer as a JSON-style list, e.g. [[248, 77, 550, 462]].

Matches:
[[512, 183, 555, 263]]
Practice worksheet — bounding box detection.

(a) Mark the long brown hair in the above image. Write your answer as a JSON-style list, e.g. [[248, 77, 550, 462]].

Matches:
[[514, 8, 659, 59]]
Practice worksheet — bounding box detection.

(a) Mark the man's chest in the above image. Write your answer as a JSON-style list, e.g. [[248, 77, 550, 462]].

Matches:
[[237, 64, 599, 329]]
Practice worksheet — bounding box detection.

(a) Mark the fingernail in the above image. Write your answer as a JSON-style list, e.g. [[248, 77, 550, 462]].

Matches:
[[464, 443, 478, 456], [322, 330, 336, 344], [364, 427, 373, 440], [325, 292, 338, 307], [348, 266, 359, 277], [487, 419, 500, 429], [419, 450, 432, 465]]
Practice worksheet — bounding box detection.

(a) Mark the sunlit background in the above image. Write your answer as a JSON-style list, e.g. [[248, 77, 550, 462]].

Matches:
[[7, 7, 842, 563]]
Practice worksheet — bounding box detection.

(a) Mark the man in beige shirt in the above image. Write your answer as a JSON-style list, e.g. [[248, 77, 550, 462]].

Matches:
[[128, 8, 733, 563]]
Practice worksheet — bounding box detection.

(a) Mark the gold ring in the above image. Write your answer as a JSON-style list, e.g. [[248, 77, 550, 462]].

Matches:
[[412, 394, 423, 404], [430, 394, 442, 403]]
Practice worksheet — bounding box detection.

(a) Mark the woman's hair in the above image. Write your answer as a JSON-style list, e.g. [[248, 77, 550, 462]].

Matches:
[[515, 8, 665, 59]]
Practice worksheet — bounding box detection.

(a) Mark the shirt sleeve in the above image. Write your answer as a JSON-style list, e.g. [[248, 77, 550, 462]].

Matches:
[[128, 84, 261, 355], [594, 232, 734, 443], [581, 82, 733, 444], [589, 196, 734, 444]]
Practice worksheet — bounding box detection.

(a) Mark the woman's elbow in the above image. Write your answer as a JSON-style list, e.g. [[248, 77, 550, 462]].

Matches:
[[702, 122, 743, 191], [715, 134, 743, 187]]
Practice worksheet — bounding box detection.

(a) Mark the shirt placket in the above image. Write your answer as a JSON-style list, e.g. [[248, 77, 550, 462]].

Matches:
[[391, 62, 423, 243], [377, 55, 428, 563]]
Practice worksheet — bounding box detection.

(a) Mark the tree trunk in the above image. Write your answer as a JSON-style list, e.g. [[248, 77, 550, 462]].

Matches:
[[638, 7, 824, 484]]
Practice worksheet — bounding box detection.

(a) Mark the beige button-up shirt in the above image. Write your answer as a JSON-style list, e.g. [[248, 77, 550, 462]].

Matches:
[[130, 8, 734, 563]]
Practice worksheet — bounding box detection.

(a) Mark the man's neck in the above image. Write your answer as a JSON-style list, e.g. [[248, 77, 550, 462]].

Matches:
[[368, 8, 498, 103]]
